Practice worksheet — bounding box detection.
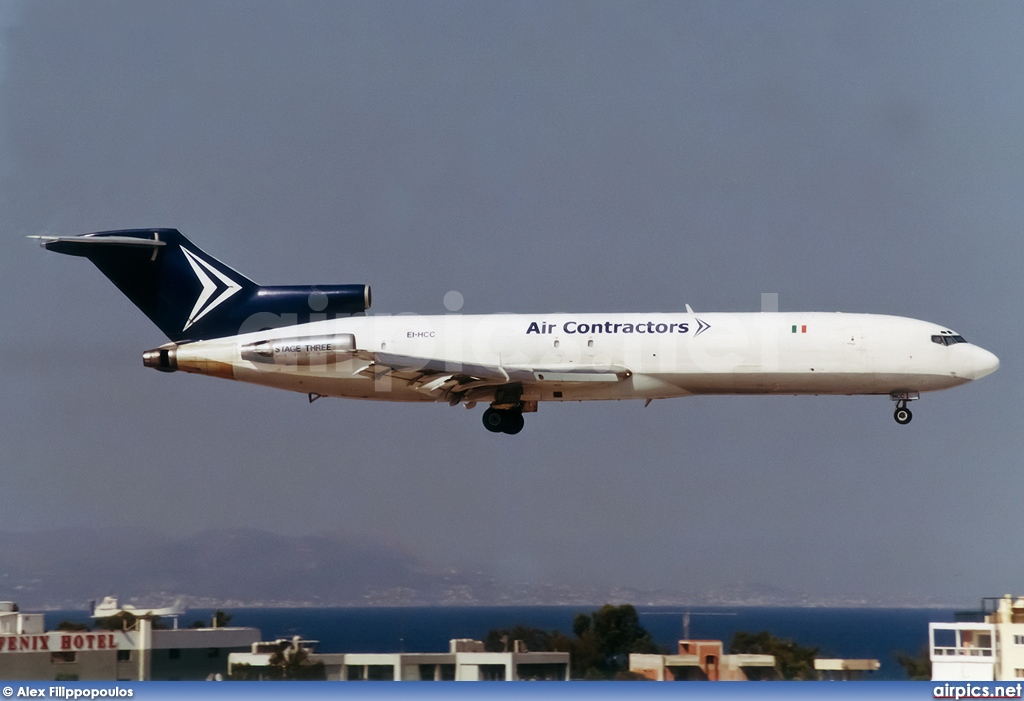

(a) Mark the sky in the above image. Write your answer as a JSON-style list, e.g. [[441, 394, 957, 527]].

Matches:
[[1, 0, 1022, 604]]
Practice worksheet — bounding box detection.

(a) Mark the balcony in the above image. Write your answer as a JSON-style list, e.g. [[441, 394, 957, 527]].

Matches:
[[929, 623, 995, 663]]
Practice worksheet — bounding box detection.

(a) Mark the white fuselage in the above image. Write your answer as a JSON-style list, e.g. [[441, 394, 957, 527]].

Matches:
[[162, 312, 999, 406]]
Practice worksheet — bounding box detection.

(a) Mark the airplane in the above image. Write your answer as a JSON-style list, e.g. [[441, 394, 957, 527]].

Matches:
[[32, 229, 999, 434], [90, 596, 185, 619]]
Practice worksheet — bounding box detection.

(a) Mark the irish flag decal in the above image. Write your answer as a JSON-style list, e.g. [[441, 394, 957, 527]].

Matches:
[[791, 325, 807, 333]]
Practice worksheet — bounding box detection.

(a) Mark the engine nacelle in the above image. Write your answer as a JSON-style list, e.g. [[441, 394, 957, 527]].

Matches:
[[241, 334, 356, 366]]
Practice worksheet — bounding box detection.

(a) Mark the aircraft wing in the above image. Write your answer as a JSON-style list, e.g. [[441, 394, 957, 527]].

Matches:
[[351, 350, 631, 404]]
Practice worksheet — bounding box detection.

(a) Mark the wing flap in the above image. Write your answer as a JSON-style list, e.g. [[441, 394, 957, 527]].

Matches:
[[353, 350, 630, 394], [529, 371, 622, 382]]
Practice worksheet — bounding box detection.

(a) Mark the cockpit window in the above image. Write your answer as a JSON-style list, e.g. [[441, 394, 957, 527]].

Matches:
[[931, 334, 969, 346]]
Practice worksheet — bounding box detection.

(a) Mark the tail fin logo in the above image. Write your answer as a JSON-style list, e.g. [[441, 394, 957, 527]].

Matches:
[[180, 247, 243, 331]]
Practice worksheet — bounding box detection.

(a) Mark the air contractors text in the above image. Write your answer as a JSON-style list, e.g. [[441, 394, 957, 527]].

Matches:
[[527, 320, 690, 335]]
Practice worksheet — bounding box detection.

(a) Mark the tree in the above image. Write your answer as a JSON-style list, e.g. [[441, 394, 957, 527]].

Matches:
[[483, 625, 572, 653], [485, 604, 662, 680], [191, 611, 232, 628], [229, 642, 325, 681], [729, 630, 818, 680], [56, 621, 89, 631], [572, 604, 661, 679], [268, 645, 326, 680], [894, 647, 931, 680]]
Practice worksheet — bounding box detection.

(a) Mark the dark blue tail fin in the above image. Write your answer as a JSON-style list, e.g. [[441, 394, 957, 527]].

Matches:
[[35, 229, 370, 342]]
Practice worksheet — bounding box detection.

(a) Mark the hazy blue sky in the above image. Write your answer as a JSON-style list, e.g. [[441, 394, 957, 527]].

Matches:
[[1, 1, 1021, 603]]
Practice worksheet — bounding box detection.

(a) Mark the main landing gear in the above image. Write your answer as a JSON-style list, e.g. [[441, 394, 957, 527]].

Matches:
[[482, 407, 524, 435], [890, 391, 919, 425], [481, 385, 537, 435]]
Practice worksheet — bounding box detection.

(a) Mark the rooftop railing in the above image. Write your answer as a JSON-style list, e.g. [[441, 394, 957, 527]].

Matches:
[[932, 647, 993, 657]]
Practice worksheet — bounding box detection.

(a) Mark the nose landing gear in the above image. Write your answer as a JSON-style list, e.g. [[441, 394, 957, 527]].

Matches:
[[890, 391, 919, 425], [893, 403, 912, 425]]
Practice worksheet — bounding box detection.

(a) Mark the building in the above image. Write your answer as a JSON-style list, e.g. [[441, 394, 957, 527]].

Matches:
[[930, 621, 995, 680], [814, 658, 881, 680], [629, 639, 777, 681], [116, 618, 263, 681], [931, 595, 1024, 681], [229, 637, 571, 681], [0, 602, 260, 681]]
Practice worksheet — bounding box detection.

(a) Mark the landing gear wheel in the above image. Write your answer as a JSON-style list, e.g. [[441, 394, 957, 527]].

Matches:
[[894, 406, 912, 425], [502, 412, 525, 435], [482, 408, 504, 433], [482, 407, 526, 434]]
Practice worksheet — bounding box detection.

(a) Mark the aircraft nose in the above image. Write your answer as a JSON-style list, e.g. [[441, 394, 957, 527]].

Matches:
[[963, 346, 1000, 380]]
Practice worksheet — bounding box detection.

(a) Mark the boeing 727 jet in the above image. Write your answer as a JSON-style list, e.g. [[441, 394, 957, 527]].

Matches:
[[33, 229, 999, 434]]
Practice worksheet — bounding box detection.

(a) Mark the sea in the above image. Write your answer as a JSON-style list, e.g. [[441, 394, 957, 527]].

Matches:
[[45, 606, 956, 681]]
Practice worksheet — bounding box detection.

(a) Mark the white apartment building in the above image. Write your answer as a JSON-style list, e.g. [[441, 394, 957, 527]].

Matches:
[[0, 602, 260, 681], [931, 595, 1024, 681], [229, 637, 570, 681]]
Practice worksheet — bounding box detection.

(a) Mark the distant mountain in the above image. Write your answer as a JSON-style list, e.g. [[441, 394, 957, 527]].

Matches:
[[0, 528, 953, 609], [0, 527, 465, 608]]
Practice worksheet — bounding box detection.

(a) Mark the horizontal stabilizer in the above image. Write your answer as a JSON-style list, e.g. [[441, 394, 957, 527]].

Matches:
[[29, 234, 166, 256], [33, 229, 371, 342]]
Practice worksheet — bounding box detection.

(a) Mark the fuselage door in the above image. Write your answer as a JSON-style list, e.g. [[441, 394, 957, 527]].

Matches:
[[843, 327, 867, 370]]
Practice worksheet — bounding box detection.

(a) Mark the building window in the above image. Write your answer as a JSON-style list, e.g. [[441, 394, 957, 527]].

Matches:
[[479, 664, 506, 681], [168, 648, 181, 660], [517, 663, 567, 681], [116, 650, 131, 662], [50, 652, 76, 664], [366, 665, 394, 681], [1015, 635, 1024, 645], [1016, 669, 1024, 679]]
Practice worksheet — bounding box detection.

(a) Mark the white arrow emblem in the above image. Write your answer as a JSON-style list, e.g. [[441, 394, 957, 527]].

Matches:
[[181, 247, 242, 331]]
